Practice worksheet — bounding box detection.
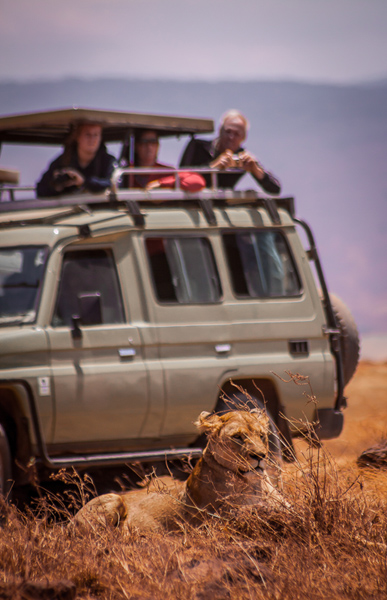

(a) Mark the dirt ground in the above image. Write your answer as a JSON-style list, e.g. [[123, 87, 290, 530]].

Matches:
[[294, 360, 387, 466], [2, 361, 387, 600]]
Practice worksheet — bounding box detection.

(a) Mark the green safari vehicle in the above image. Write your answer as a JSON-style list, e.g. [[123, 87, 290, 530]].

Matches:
[[0, 108, 359, 496]]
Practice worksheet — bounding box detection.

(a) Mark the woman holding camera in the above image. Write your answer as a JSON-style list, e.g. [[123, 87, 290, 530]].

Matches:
[[36, 123, 116, 197]]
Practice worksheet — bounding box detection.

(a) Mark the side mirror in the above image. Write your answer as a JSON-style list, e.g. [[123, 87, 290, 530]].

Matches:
[[71, 315, 82, 340], [70, 292, 103, 340]]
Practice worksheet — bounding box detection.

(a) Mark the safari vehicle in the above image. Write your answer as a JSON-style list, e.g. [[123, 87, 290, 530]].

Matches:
[[0, 108, 359, 495]]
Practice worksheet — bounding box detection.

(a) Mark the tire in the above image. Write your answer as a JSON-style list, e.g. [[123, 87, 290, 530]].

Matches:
[[0, 424, 12, 498], [217, 392, 283, 486], [329, 293, 360, 386]]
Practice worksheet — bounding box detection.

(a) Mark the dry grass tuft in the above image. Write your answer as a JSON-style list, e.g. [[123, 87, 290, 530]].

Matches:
[[1, 363, 386, 599], [1, 441, 386, 599]]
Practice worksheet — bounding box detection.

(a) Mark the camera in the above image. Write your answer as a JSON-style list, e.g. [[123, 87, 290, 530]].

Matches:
[[54, 172, 72, 185]]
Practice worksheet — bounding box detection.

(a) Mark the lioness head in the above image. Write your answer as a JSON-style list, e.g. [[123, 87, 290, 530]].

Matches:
[[195, 409, 270, 474]]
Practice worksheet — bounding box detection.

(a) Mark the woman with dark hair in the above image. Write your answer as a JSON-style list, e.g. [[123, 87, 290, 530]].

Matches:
[[36, 123, 116, 197], [130, 129, 205, 192]]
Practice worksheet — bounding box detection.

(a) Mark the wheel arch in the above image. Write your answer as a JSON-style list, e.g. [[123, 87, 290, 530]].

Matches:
[[216, 376, 295, 460], [0, 383, 34, 477], [218, 377, 281, 420]]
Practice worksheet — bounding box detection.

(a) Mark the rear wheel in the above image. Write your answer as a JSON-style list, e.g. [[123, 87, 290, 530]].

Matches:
[[0, 425, 12, 498]]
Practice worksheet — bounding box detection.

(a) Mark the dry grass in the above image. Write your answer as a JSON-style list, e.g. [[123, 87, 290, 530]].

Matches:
[[1, 362, 387, 600]]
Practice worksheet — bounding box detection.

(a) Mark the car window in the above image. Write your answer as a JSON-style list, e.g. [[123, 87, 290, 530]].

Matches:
[[52, 249, 125, 326], [0, 246, 48, 324], [146, 236, 222, 304], [223, 230, 301, 298]]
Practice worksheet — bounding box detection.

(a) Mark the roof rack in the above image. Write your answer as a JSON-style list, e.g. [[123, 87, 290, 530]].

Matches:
[[0, 167, 295, 227]]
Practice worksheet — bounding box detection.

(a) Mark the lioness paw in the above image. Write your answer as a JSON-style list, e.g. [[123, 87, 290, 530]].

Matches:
[[73, 493, 127, 530]]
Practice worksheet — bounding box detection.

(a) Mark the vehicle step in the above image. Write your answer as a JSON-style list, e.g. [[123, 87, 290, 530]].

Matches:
[[44, 447, 203, 469]]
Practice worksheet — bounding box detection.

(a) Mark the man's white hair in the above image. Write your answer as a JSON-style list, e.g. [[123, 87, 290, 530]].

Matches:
[[219, 109, 250, 133]]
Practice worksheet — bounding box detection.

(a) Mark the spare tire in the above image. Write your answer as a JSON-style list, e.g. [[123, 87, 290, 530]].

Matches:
[[329, 293, 360, 386]]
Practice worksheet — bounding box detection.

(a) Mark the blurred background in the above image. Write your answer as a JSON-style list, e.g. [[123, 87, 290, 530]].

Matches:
[[1, 0, 386, 359]]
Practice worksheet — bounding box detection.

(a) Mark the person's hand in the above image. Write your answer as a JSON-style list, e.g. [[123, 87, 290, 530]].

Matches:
[[62, 168, 85, 187], [210, 150, 236, 170], [53, 168, 85, 191], [146, 179, 161, 190], [237, 151, 265, 180]]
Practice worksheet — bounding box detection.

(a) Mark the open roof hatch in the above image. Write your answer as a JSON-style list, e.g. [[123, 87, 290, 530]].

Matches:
[[0, 107, 214, 146]]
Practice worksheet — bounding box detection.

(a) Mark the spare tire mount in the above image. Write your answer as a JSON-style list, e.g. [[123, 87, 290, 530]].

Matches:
[[294, 217, 347, 411]]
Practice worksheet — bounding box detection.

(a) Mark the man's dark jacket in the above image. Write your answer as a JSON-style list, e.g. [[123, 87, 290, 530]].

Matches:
[[179, 138, 281, 194]]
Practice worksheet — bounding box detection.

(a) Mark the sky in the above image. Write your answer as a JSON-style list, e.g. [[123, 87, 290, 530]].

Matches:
[[1, 0, 387, 84], [1, 0, 386, 355]]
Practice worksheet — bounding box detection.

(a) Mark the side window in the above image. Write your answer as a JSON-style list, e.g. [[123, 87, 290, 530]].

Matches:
[[0, 246, 47, 320], [223, 231, 301, 298], [146, 237, 222, 304], [52, 249, 124, 326]]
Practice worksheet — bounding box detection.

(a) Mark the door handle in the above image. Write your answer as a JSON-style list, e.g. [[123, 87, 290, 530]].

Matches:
[[215, 343, 231, 354], [118, 348, 136, 358]]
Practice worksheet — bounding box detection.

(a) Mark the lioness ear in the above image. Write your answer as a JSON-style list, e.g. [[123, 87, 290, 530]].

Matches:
[[250, 408, 269, 426], [195, 411, 223, 434]]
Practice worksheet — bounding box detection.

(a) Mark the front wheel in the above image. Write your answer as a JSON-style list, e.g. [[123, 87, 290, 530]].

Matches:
[[0, 424, 12, 498]]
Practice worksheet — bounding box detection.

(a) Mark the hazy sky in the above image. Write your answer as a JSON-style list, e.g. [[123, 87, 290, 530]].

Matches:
[[1, 0, 387, 83]]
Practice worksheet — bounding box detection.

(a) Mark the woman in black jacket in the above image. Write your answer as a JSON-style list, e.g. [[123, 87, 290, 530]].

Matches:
[[36, 123, 116, 197]]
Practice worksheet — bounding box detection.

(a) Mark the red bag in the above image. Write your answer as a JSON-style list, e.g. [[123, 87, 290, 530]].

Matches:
[[155, 172, 206, 192]]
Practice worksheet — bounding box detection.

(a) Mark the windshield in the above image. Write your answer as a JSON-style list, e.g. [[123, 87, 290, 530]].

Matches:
[[0, 246, 48, 325]]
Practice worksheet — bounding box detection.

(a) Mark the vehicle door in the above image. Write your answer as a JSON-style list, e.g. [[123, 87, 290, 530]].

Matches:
[[46, 246, 151, 450], [141, 233, 232, 442]]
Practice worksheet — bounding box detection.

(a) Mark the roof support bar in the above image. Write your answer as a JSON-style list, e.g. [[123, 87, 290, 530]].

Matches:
[[199, 198, 217, 225], [262, 197, 281, 224], [125, 200, 145, 226]]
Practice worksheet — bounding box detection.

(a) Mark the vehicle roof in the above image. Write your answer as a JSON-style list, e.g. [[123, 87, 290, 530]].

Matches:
[[0, 107, 214, 146], [0, 202, 296, 249], [0, 191, 296, 240]]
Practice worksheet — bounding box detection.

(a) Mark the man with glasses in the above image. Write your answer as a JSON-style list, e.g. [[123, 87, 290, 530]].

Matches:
[[130, 129, 205, 192], [179, 109, 281, 193]]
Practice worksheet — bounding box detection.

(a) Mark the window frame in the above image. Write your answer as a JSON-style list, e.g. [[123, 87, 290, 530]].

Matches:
[[0, 245, 49, 325], [144, 233, 223, 306], [222, 228, 303, 300], [51, 246, 126, 327]]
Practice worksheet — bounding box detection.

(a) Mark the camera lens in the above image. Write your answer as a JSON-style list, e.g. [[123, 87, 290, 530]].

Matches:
[[55, 172, 72, 185]]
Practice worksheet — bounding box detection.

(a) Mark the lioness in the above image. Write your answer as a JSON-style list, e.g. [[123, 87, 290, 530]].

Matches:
[[73, 409, 285, 533]]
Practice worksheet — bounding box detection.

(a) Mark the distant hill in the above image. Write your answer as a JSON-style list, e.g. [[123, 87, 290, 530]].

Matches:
[[0, 78, 386, 336]]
